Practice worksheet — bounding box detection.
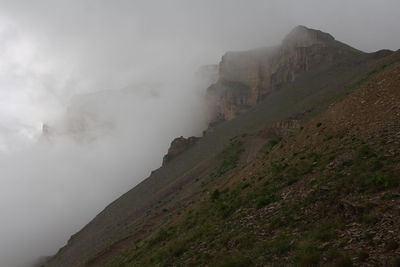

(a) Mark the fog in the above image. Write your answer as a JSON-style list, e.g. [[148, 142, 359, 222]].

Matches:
[[0, 1, 399, 266]]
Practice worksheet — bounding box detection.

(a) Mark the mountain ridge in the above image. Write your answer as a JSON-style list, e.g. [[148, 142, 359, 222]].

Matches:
[[94, 52, 400, 267], [206, 26, 375, 124], [42, 26, 399, 267]]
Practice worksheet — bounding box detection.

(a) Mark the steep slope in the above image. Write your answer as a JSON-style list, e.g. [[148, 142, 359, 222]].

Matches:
[[43, 28, 398, 267], [102, 55, 400, 267]]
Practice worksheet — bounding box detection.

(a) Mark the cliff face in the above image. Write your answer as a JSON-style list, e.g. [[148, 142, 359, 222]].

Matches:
[[207, 26, 361, 123]]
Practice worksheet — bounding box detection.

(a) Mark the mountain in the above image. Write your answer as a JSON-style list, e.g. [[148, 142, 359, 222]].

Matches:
[[206, 25, 385, 124], [42, 26, 400, 266]]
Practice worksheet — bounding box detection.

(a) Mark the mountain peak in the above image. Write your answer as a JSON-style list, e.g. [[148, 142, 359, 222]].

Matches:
[[207, 25, 363, 123], [282, 25, 335, 47]]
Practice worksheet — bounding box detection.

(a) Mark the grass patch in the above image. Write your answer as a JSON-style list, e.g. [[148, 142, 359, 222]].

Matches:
[[356, 144, 376, 159], [256, 193, 277, 209], [211, 138, 244, 177]]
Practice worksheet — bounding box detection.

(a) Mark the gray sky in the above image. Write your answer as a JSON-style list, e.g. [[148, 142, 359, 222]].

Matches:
[[0, 1, 398, 266]]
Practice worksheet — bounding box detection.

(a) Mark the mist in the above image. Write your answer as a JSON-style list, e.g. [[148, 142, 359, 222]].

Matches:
[[0, 1, 399, 266]]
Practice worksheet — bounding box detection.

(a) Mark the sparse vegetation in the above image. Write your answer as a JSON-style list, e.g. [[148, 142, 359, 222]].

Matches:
[[256, 193, 277, 208], [267, 137, 283, 149], [356, 144, 376, 159], [211, 138, 244, 177]]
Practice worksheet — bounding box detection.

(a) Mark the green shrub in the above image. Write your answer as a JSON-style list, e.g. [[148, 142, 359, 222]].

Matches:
[[241, 182, 250, 189], [170, 244, 186, 257], [307, 152, 321, 160], [211, 189, 221, 201], [286, 176, 299, 186], [364, 173, 390, 188], [268, 137, 283, 149], [256, 193, 277, 209], [356, 145, 376, 159]]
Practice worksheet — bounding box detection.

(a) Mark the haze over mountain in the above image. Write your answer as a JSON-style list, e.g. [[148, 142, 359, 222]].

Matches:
[[0, 1, 399, 267], [37, 21, 400, 266]]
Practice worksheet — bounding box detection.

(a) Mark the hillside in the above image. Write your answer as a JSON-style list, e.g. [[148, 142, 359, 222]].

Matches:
[[100, 54, 400, 267], [43, 27, 400, 267]]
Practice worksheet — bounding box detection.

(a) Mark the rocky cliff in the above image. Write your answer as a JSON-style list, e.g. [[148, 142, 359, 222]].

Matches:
[[162, 136, 200, 165], [207, 25, 362, 123]]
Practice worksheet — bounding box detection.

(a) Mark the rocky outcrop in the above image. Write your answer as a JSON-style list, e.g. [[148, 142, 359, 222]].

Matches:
[[207, 25, 361, 123], [259, 119, 302, 139], [162, 136, 200, 165]]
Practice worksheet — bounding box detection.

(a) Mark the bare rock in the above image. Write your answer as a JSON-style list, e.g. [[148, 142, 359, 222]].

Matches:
[[162, 136, 200, 165]]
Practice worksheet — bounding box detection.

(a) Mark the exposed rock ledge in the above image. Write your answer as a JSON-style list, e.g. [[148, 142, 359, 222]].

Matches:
[[162, 136, 200, 165]]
